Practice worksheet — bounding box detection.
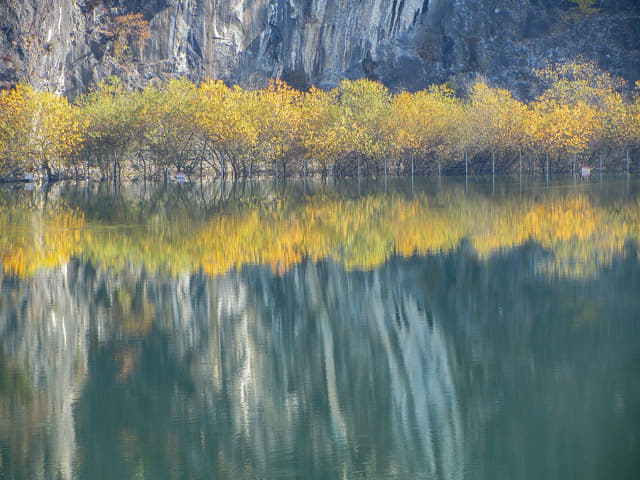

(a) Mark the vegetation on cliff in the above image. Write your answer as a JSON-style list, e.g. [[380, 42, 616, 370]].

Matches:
[[0, 61, 639, 181]]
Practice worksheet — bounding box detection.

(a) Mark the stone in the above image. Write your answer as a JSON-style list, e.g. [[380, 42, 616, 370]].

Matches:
[[0, 0, 638, 98]]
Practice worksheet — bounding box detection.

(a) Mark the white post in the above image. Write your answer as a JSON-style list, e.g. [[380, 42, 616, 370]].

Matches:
[[546, 152, 549, 186], [465, 152, 468, 178], [384, 157, 388, 193], [492, 152, 495, 194], [519, 150, 522, 177], [599, 153, 603, 184], [492, 152, 495, 179], [411, 155, 414, 194], [465, 152, 468, 193], [627, 149, 630, 176], [519, 151, 522, 192]]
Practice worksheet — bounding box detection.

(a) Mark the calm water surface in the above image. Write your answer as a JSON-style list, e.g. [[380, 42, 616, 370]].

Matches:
[[0, 177, 639, 479]]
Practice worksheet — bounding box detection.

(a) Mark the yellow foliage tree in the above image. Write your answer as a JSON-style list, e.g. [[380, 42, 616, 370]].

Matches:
[[299, 87, 342, 174], [462, 82, 530, 171], [337, 79, 393, 174], [196, 80, 260, 178], [0, 84, 80, 179], [138, 78, 203, 177], [78, 76, 145, 179], [391, 85, 464, 172], [253, 80, 304, 177]]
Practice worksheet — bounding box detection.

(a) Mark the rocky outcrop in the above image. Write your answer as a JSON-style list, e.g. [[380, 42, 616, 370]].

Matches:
[[1, 1, 639, 97]]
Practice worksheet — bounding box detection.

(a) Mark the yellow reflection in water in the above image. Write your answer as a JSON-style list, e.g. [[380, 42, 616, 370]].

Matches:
[[1, 187, 639, 279], [0, 204, 85, 277]]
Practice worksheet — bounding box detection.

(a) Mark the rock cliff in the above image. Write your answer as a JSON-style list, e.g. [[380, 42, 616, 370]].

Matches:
[[1, 0, 639, 97]]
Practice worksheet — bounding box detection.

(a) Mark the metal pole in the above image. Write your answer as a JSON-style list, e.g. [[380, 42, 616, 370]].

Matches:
[[384, 157, 387, 193], [627, 149, 630, 176], [411, 155, 414, 194], [492, 152, 495, 179], [545, 152, 549, 186], [492, 152, 495, 194], [465, 152, 468, 193], [599, 153, 603, 184], [519, 150, 522, 179]]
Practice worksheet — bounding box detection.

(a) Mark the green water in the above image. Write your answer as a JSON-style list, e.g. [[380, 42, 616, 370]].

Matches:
[[0, 177, 639, 479]]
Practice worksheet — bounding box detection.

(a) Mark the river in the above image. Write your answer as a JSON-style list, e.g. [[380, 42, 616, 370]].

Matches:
[[1, 177, 638, 479]]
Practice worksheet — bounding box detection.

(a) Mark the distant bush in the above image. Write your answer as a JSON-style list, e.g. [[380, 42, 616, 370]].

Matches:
[[103, 13, 151, 61]]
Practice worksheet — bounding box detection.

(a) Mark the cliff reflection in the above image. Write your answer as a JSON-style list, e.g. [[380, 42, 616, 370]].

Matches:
[[1, 179, 639, 479], [0, 256, 466, 478], [2, 243, 639, 479], [68, 259, 464, 479], [0, 265, 90, 480]]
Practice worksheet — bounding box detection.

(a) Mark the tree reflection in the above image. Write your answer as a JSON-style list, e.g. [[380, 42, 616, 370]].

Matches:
[[1, 179, 639, 280]]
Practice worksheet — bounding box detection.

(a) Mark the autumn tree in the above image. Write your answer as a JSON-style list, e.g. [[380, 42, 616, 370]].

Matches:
[[196, 80, 262, 178], [299, 87, 342, 175], [0, 84, 80, 179], [138, 78, 203, 178], [337, 79, 393, 175], [106, 13, 151, 61], [391, 86, 464, 173], [531, 61, 622, 170], [462, 82, 531, 172], [253, 80, 304, 177], [0, 84, 33, 176], [78, 76, 144, 180]]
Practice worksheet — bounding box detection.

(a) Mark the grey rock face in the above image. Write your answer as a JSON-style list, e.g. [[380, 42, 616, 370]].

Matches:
[[1, 0, 639, 97]]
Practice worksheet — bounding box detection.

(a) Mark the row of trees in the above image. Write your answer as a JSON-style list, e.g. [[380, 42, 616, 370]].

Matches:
[[1, 61, 639, 181]]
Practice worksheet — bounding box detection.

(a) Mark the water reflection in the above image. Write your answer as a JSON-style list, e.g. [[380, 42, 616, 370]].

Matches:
[[1, 247, 639, 478], [0, 179, 639, 479], [1, 177, 640, 279]]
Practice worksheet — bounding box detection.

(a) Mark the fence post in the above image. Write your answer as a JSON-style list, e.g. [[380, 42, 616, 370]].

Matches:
[[599, 153, 603, 184], [545, 152, 549, 186], [627, 149, 630, 176], [465, 152, 468, 193]]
